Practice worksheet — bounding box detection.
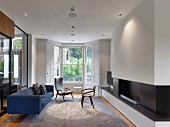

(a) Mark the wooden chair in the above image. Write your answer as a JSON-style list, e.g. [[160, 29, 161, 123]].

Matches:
[[81, 86, 96, 108], [54, 78, 73, 101]]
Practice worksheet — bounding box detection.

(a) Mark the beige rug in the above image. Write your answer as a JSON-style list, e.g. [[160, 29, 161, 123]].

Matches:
[[19, 98, 129, 127], [46, 101, 100, 119]]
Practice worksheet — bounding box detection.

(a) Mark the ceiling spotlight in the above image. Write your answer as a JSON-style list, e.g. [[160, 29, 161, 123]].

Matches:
[[22, 12, 27, 16], [72, 26, 75, 29], [41, 34, 44, 36], [70, 34, 75, 36], [118, 13, 122, 17]]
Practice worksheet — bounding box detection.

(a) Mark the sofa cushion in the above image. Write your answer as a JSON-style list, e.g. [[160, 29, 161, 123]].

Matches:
[[33, 83, 41, 95], [40, 84, 47, 94]]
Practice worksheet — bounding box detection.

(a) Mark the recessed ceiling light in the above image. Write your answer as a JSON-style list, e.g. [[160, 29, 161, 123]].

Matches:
[[118, 13, 122, 17], [22, 12, 27, 16], [72, 26, 75, 29], [41, 34, 44, 36], [71, 40, 74, 41], [69, 13, 77, 18], [70, 34, 75, 36]]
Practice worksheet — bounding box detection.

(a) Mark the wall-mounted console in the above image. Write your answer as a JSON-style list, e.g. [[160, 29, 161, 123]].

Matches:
[[102, 78, 170, 127]]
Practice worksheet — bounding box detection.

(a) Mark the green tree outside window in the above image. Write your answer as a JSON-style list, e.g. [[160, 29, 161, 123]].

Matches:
[[13, 39, 22, 49]]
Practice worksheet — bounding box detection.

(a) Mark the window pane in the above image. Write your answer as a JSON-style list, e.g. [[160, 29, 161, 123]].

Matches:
[[86, 47, 92, 83], [63, 48, 82, 64], [63, 65, 82, 82], [0, 37, 10, 80], [54, 46, 60, 78], [12, 37, 22, 49]]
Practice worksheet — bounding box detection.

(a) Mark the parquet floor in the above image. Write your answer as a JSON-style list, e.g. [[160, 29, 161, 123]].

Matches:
[[0, 95, 135, 127], [99, 96, 135, 127], [0, 114, 27, 127]]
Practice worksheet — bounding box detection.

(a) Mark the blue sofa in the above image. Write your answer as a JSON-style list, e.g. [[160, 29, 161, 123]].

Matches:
[[7, 85, 54, 115]]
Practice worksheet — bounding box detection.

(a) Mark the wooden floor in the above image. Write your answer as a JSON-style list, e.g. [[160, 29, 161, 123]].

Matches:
[[0, 95, 135, 127], [99, 96, 135, 127]]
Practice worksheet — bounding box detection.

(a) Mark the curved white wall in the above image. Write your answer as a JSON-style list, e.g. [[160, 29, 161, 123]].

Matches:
[[154, 0, 170, 85]]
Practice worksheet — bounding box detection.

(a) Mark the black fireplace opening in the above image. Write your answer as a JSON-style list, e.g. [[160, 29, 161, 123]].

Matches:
[[118, 78, 170, 116], [119, 79, 140, 104]]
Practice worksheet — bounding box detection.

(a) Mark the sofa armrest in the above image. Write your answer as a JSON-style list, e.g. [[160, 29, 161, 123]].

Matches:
[[45, 85, 54, 93], [7, 95, 42, 114]]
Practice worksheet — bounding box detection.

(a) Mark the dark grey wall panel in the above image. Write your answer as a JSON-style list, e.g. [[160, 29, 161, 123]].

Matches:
[[140, 83, 156, 113], [157, 86, 170, 115]]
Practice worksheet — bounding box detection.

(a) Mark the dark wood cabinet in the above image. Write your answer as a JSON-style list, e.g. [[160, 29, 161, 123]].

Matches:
[[0, 11, 14, 38]]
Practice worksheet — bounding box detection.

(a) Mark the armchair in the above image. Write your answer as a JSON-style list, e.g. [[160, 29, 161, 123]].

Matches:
[[81, 86, 96, 108], [54, 78, 73, 101]]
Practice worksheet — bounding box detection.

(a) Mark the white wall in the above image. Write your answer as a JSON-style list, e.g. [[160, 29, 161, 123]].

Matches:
[[36, 39, 62, 84], [36, 39, 47, 84], [99, 39, 111, 86], [111, 0, 154, 84], [154, 0, 170, 85], [111, 0, 170, 85], [98, 39, 111, 95]]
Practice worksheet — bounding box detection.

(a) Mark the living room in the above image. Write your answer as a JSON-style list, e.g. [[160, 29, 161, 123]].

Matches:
[[1, 0, 170, 127]]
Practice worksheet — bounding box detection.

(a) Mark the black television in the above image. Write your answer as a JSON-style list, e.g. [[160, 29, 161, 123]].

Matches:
[[107, 71, 113, 85]]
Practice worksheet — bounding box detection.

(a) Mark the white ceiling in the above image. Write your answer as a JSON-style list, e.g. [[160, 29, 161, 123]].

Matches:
[[0, 34, 8, 39], [0, 0, 141, 43]]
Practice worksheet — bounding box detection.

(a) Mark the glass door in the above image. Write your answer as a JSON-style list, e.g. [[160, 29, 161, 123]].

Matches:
[[0, 26, 28, 117], [0, 34, 10, 115], [11, 26, 28, 90]]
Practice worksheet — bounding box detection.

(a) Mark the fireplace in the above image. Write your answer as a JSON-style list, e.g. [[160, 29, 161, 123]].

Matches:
[[119, 79, 140, 104], [102, 77, 170, 121], [117, 78, 170, 115]]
